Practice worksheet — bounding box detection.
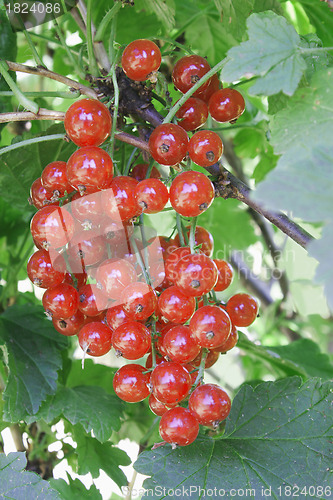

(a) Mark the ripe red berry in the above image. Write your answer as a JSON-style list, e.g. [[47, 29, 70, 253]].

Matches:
[[52, 309, 86, 336], [96, 258, 137, 300], [134, 178, 169, 214], [176, 97, 208, 131], [212, 324, 238, 353], [158, 285, 196, 324], [151, 361, 192, 405], [164, 246, 192, 282], [189, 384, 231, 426], [129, 163, 161, 181], [113, 364, 150, 403], [163, 325, 201, 364], [30, 177, 55, 209], [189, 305, 231, 349], [27, 249, 65, 288], [102, 176, 142, 222], [170, 171, 214, 217], [41, 161, 71, 195], [67, 146, 113, 193], [71, 190, 102, 226], [121, 282, 157, 321], [192, 349, 220, 369], [159, 407, 199, 446], [105, 303, 128, 330], [195, 72, 220, 103], [42, 283, 79, 319], [172, 55, 211, 95], [174, 253, 218, 297], [67, 230, 106, 270], [112, 320, 151, 359], [78, 284, 109, 317], [30, 206, 75, 250], [188, 130, 223, 167], [78, 321, 112, 356], [226, 293, 258, 327], [213, 259, 233, 292], [148, 123, 189, 166], [64, 98, 112, 147], [121, 39, 161, 81], [208, 88, 245, 123], [149, 393, 169, 416], [174, 226, 214, 257]]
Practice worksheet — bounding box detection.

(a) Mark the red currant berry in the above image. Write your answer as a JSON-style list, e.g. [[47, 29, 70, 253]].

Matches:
[[112, 320, 151, 359], [121, 282, 157, 321], [148, 123, 189, 166], [145, 351, 165, 369], [41, 161, 71, 195], [96, 258, 137, 300], [159, 407, 199, 446], [149, 393, 169, 416], [67, 146, 113, 193], [121, 39, 161, 81], [30, 206, 75, 250], [163, 325, 201, 364], [102, 176, 142, 222], [226, 293, 258, 327], [176, 97, 208, 131], [208, 88, 245, 123], [188, 130, 223, 167], [170, 171, 214, 217], [27, 249, 65, 288], [42, 283, 79, 319], [78, 321, 112, 356], [189, 384, 231, 426], [172, 55, 211, 95], [158, 285, 196, 323], [190, 305, 231, 349], [164, 246, 191, 282], [29, 178, 55, 209], [213, 259, 233, 292], [174, 253, 218, 297], [212, 324, 238, 353], [130, 163, 161, 181], [113, 364, 150, 403], [105, 303, 128, 330], [195, 72, 220, 103], [64, 98, 112, 147], [151, 361, 192, 405], [174, 226, 214, 257], [191, 349, 220, 369], [134, 179, 169, 214], [71, 190, 102, 226], [67, 230, 106, 270], [78, 284, 109, 317], [63, 270, 87, 290], [52, 309, 86, 336]]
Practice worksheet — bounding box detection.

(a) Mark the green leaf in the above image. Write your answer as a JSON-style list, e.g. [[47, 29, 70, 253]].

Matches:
[[0, 124, 76, 211], [221, 11, 307, 95], [135, 377, 332, 499], [199, 197, 257, 252], [0, 10, 17, 137], [65, 358, 116, 392], [0, 305, 68, 422], [308, 224, 333, 310], [27, 385, 125, 442], [49, 475, 102, 500], [298, 0, 333, 46], [73, 431, 131, 489], [238, 333, 333, 379], [0, 452, 60, 499], [143, 0, 175, 32]]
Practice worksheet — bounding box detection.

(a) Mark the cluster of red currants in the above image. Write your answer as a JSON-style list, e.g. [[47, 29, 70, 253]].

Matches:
[[26, 39, 257, 447]]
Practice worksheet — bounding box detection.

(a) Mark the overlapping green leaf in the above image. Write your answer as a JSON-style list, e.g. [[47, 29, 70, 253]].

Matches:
[[49, 475, 102, 500], [0, 452, 60, 499], [238, 333, 333, 379], [222, 11, 307, 95], [26, 385, 125, 442], [135, 377, 332, 499], [0, 305, 68, 421]]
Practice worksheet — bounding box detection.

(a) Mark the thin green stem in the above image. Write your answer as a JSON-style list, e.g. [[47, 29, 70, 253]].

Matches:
[[189, 217, 197, 254], [53, 17, 85, 79], [192, 348, 209, 389], [110, 63, 120, 158], [94, 1, 122, 42], [123, 147, 139, 176], [139, 215, 150, 272], [0, 134, 65, 156], [0, 90, 81, 98], [62, 251, 78, 289], [0, 61, 38, 113], [131, 238, 151, 286], [163, 58, 226, 124], [158, 37, 194, 55], [22, 29, 45, 67], [145, 159, 157, 180], [150, 319, 157, 369], [176, 213, 185, 247], [299, 46, 333, 53], [86, 0, 99, 76]]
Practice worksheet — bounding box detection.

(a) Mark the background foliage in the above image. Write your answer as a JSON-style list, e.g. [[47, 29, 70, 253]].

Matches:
[[0, 0, 332, 498]]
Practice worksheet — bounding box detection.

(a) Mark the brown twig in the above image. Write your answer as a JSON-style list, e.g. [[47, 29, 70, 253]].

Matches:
[[5, 61, 98, 99], [0, 109, 65, 123]]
